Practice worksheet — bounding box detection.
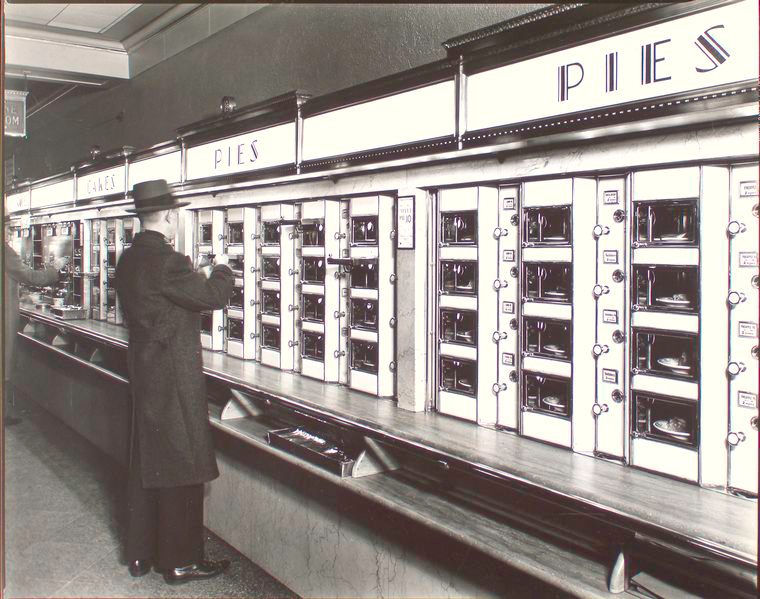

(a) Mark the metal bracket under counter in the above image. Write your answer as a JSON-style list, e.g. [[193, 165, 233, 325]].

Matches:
[[17, 307, 759, 586]]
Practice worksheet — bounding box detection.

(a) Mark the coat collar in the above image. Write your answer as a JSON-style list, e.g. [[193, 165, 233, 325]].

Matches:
[[132, 230, 171, 247]]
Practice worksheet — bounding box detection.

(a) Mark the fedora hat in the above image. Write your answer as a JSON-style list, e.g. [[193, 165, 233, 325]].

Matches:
[[127, 179, 189, 213]]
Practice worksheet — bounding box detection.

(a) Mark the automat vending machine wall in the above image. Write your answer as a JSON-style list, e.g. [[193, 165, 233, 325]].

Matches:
[[89, 217, 139, 323]]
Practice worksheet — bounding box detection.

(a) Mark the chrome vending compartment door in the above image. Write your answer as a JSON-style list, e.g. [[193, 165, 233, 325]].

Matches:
[[196, 209, 225, 351], [592, 177, 628, 461], [224, 207, 258, 360], [727, 164, 759, 496]]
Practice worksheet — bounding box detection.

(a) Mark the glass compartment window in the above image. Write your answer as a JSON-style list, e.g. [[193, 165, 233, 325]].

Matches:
[[441, 261, 477, 295], [633, 392, 698, 448], [262, 290, 281, 315], [228, 256, 244, 274], [350, 298, 379, 331], [633, 330, 699, 380], [302, 257, 325, 283], [200, 312, 213, 334], [227, 222, 244, 245], [262, 324, 280, 350], [227, 317, 244, 341], [302, 294, 325, 322], [350, 339, 378, 373], [350, 261, 378, 289], [523, 318, 571, 360], [228, 286, 244, 309], [634, 201, 698, 246], [523, 263, 572, 303], [633, 265, 699, 313], [523, 206, 571, 245], [302, 222, 325, 247], [199, 223, 213, 244], [523, 372, 571, 417], [302, 331, 325, 361], [439, 357, 476, 397], [262, 222, 281, 245], [262, 257, 281, 280], [351, 216, 378, 245], [440, 309, 477, 346], [441, 211, 477, 245]]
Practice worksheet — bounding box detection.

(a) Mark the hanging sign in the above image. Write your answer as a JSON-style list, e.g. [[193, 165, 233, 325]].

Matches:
[[4, 90, 28, 137], [466, 0, 758, 132], [77, 166, 126, 201], [185, 122, 296, 181]]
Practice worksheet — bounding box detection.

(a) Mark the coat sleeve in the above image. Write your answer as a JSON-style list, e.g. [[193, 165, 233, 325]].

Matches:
[[4, 244, 60, 287], [160, 252, 234, 311]]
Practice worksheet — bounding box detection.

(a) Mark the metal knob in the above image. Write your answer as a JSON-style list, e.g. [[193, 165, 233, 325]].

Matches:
[[250, 266, 259, 273], [727, 431, 746, 447], [612, 330, 625, 344], [217, 325, 225, 332], [493, 227, 509, 239], [250, 299, 259, 306], [288, 340, 298, 348], [334, 232, 346, 240], [492, 382, 507, 394], [592, 344, 609, 357], [592, 225, 610, 238], [288, 304, 298, 312], [727, 221, 746, 237], [509, 318, 518, 331], [510, 214, 519, 226], [592, 403, 609, 416], [509, 370, 518, 383], [592, 284, 610, 298], [334, 350, 346, 358], [493, 279, 509, 290], [752, 416, 758, 431], [612, 269, 625, 283], [727, 291, 746, 306], [334, 310, 345, 319], [389, 274, 397, 284], [510, 267, 519, 278], [492, 331, 508, 342], [288, 268, 299, 276], [251, 233, 261, 240], [612, 210, 625, 223], [611, 389, 624, 403], [218, 233, 225, 240], [389, 361, 396, 372], [389, 317, 396, 328], [726, 361, 746, 377]]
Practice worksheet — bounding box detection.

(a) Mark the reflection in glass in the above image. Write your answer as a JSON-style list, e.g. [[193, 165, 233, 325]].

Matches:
[[227, 222, 244, 245], [227, 317, 244, 341], [634, 265, 698, 313], [262, 290, 281, 315], [350, 298, 378, 330], [302, 294, 325, 322], [440, 309, 477, 346], [351, 217, 378, 245], [228, 286, 244, 309], [302, 257, 325, 283], [634, 201, 698, 246], [633, 392, 697, 447], [350, 262, 378, 289], [302, 222, 325, 246], [523, 318, 571, 360], [199, 224, 213, 244], [441, 212, 477, 245], [262, 257, 280, 280], [522, 263, 571, 303], [302, 331, 325, 361], [523, 372, 571, 417], [524, 206, 571, 244], [440, 357, 476, 397], [351, 340, 378, 373], [441, 261, 476, 295], [262, 222, 281, 245], [262, 324, 280, 349], [633, 330, 699, 380]]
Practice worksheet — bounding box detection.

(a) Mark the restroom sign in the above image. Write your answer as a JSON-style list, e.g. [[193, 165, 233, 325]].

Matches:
[[397, 196, 415, 249]]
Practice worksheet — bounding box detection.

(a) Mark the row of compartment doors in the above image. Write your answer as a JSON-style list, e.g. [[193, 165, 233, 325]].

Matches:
[[192, 197, 396, 398], [433, 165, 758, 496]]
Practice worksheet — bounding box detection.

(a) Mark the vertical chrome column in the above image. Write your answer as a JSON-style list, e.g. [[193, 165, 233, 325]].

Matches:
[[727, 164, 759, 496]]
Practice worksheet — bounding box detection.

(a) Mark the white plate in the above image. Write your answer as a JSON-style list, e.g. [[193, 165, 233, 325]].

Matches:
[[656, 296, 691, 306], [657, 357, 691, 371], [653, 419, 691, 438], [542, 344, 565, 355], [542, 395, 565, 407], [543, 290, 566, 297]]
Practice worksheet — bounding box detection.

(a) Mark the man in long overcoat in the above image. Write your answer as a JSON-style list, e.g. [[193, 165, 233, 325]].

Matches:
[[4, 242, 66, 424], [115, 179, 234, 584]]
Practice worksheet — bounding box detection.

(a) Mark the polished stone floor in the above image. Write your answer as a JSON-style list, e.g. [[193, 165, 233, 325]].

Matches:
[[3, 400, 299, 598]]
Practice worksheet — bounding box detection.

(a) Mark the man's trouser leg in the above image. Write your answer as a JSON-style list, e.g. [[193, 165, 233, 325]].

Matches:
[[125, 436, 204, 570]]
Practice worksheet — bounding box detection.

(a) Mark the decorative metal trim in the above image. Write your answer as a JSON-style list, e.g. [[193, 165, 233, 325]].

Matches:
[[302, 136, 458, 170]]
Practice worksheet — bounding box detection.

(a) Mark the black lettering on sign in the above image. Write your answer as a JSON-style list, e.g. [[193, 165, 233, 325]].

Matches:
[[641, 39, 671, 84], [558, 62, 584, 102], [605, 52, 618, 93], [695, 25, 729, 73]]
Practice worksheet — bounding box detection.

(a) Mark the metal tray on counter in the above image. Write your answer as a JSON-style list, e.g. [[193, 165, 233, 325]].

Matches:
[[266, 427, 356, 477]]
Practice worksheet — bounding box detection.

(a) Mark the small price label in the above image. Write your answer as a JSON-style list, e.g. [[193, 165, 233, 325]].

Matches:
[[737, 391, 757, 409], [502, 301, 515, 314], [739, 252, 758, 267], [602, 309, 619, 324], [502, 197, 515, 210], [603, 250, 618, 264], [738, 322, 758, 338], [502, 353, 515, 366], [739, 181, 758, 197], [603, 191, 619, 205], [602, 369, 618, 384], [503, 249, 515, 262]]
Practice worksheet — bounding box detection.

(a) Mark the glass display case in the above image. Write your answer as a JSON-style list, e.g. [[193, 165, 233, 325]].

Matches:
[[634, 200, 698, 246], [302, 222, 325, 247], [350, 298, 379, 331], [523, 206, 571, 245], [302, 294, 325, 322], [302, 331, 325, 361], [440, 357, 477, 397], [523, 372, 572, 418], [262, 257, 281, 280], [351, 216, 378, 245], [441, 211, 477, 245], [262, 324, 281, 349], [633, 330, 699, 380], [633, 265, 699, 313], [440, 309, 477, 346], [302, 257, 325, 284], [350, 339, 378, 373], [261, 290, 281, 315], [633, 392, 698, 448], [441, 261, 477, 295], [523, 318, 572, 360], [522, 263, 572, 303], [350, 261, 378, 289]]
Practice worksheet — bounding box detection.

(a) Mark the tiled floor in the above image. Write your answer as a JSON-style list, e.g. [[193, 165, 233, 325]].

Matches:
[[3, 400, 299, 598]]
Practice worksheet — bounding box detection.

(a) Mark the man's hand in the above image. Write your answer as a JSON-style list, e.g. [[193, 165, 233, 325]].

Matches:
[[52, 256, 69, 271], [213, 254, 230, 268], [195, 253, 214, 270]]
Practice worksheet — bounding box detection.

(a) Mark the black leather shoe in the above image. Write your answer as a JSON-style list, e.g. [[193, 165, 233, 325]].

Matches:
[[162, 559, 230, 585], [128, 559, 153, 577]]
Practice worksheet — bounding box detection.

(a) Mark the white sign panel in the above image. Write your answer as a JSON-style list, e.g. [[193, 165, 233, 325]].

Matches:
[[303, 80, 456, 161], [30, 178, 75, 210], [5, 190, 29, 214], [397, 196, 415, 249], [77, 166, 126, 201], [128, 151, 181, 189], [467, 0, 759, 132], [186, 122, 295, 181]]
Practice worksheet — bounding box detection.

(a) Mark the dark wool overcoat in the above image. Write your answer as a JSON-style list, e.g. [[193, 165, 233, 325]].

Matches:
[[115, 230, 233, 488]]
